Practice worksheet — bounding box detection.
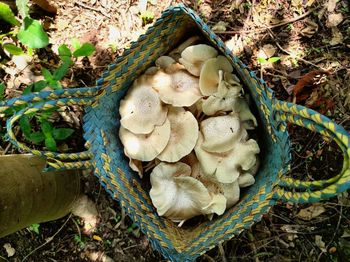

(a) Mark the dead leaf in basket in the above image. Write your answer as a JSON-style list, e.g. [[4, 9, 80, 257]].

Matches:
[[297, 204, 326, 220], [315, 235, 327, 252]]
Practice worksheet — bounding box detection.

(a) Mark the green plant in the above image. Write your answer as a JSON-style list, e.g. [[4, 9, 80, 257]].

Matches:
[[74, 235, 86, 249], [257, 56, 281, 64], [140, 10, 154, 25], [28, 223, 40, 234], [0, 0, 49, 54]]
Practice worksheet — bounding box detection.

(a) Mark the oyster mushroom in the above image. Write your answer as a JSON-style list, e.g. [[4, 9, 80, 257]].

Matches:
[[155, 56, 176, 70], [199, 56, 233, 96], [124, 148, 143, 178], [119, 119, 171, 161], [200, 114, 244, 153], [202, 71, 243, 116], [194, 132, 260, 183], [157, 107, 199, 162], [149, 69, 202, 107], [233, 96, 258, 130], [150, 162, 226, 226], [238, 173, 255, 188], [119, 77, 168, 134], [179, 44, 218, 76]]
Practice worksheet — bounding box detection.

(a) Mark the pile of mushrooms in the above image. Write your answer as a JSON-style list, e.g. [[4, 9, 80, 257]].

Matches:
[[119, 40, 260, 227]]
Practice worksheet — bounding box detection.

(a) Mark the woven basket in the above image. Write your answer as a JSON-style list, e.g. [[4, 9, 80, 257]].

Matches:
[[1, 5, 350, 261]]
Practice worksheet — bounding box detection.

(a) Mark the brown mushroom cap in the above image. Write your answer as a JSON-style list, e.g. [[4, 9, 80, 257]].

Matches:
[[119, 77, 168, 134]]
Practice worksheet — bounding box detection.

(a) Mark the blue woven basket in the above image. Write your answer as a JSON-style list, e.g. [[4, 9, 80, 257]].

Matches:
[[1, 5, 350, 261]]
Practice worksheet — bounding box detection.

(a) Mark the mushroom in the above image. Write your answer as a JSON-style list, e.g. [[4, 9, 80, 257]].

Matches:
[[194, 132, 260, 183], [200, 114, 244, 153], [168, 36, 201, 61], [157, 107, 199, 162], [238, 173, 255, 188], [199, 56, 233, 96], [119, 119, 171, 161], [155, 56, 176, 70], [178, 44, 218, 76], [233, 97, 258, 130], [124, 148, 143, 178], [150, 162, 226, 226], [202, 71, 243, 116], [149, 69, 202, 107], [119, 77, 168, 134]]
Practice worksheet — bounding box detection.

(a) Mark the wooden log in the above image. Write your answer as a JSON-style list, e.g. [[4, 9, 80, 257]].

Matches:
[[0, 154, 80, 237]]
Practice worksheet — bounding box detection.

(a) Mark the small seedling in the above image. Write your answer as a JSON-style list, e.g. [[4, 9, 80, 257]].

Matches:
[[257, 56, 281, 64], [140, 10, 154, 25], [28, 223, 40, 234], [74, 235, 86, 249]]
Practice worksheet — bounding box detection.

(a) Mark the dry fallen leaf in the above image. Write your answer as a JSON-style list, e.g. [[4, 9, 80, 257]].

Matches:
[[315, 235, 327, 252], [327, 0, 338, 12], [257, 44, 276, 60], [330, 27, 343, 45], [211, 21, 228, 32], [297, 204, 326, 220], [87, 251, 115, 262], [327, 13, 344, 27], [3, 243, 15, 257], [71, 195, 99, 234], [300, 19, 318, 38]]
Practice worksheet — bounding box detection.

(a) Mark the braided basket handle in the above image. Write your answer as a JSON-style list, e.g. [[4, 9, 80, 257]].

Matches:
[[272, 100, 350, 203], [3, 88, 99, 170]]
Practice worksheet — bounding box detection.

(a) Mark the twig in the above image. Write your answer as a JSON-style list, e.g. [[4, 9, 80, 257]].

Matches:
[[215, 7, 319, 34], [2, 127, 20, 155], [21, 214, 72, 262], [74, 1, 110, 18], [218, 243, 228, 262], [266, 28, 327, 70]]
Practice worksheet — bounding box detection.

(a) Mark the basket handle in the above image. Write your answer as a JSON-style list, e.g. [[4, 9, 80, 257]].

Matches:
[[272, 100, 350, 203], [5, 88, 98, 170]]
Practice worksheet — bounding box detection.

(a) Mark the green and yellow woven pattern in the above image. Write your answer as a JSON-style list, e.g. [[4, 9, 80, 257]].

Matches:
[[1, 5, 350, 261]]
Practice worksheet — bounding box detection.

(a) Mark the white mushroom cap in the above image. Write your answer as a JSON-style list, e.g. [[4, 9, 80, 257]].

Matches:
[[238, 173, 255, 188], [157, 107, 199, 162], [200, 115, 242, 153], [119, 119, 171, 161], [155, 56, 176, 70], [119, 77, 168, 134], [219, 181, 240, 208], [179, 44, 218, 76], [199, 56, 233, 96], [194, 133, 260, 183], [202, 95, 237, 116], [150, 69, 202, 107], [217, 71, 242, 98], [168, 36, 201, 61], [233, 97, 258, 130], [194, 132, 240, 183], [124, 148, 143, 178], [149, 162, 226, 224]]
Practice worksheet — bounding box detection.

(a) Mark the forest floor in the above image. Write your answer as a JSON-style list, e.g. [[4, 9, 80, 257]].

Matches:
[[0, 0, 350, 261]]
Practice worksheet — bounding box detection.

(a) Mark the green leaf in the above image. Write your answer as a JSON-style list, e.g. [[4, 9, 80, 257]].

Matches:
[[16, 0, 29, 18], [0, 82, 5, 100], [42, 68, 53, 81], [45, 136, 56, 151], [73, 43, 96, 57], [71, 38, 81, 50], [0, 3, 20, 26], [58, 44, 72, 60], [257, 57, 267, 64], [19, 115, 31, 137], [267, 57, 281, 63], [28, 223, 40, 234], [41, 120, 53, 136], [3, 43, 24, 55], [53, 128, 74, 140], [53, 59, 71, 81], [48, 80, 62, 90], [18, 17, 49, 49], [28, 132, 45, 144], [33, 80, 48, 92]]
